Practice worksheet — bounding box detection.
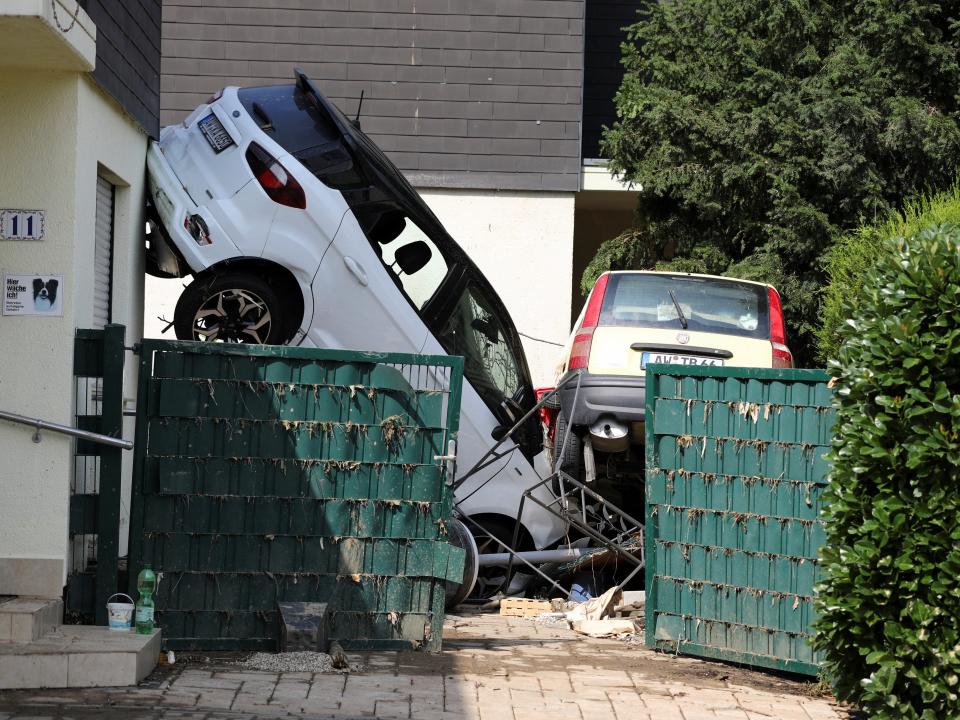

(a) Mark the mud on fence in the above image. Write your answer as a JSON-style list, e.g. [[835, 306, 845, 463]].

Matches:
[[128, 340, 465, 652], [644, 366, 833, 676]]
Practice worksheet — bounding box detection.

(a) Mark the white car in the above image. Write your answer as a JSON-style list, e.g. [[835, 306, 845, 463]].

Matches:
[[145, 69, 566, 596]]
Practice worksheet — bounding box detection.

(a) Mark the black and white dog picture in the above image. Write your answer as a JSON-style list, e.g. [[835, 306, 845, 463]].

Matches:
[[32, 277, 60, 313]]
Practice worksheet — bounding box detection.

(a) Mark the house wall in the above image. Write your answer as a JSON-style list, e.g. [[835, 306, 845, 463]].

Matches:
[[78, 0, 162, 138], [581, 0, 641, 159], [74, 76, 149, 557], [0, 69, 81, 597], [0, 69, 149, 597], [160, 0, 585, 192]]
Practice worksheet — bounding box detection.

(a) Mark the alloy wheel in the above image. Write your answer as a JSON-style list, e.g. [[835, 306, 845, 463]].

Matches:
[[192, 288, 273, 343]]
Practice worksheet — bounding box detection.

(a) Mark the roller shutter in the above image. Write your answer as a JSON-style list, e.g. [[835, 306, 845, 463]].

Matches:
[[93, 176, 114, 328]]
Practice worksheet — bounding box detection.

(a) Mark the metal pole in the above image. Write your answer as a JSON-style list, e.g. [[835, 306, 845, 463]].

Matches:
[[0, 409, 134, 450], [478, 548, 601, 566], [453, 373, 578, 491], [459, 514, 571, 599]]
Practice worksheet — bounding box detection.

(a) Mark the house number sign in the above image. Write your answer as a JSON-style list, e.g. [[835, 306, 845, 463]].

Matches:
[[1, 210, 45, 240]]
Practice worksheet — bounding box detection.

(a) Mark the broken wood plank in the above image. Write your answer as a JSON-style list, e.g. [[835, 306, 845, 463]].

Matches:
[[570, 618, 637, 637]]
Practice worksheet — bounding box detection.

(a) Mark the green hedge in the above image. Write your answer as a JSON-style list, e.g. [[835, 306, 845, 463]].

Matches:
[[817, 184, 960, 362], [814, 224, 960, 719]]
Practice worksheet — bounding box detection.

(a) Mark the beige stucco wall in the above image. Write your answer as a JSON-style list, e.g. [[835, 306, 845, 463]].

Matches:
[[75, 76, 148, 558], [418, 189, 575, 386], [0, 69, 148, 596], [144, 189, 575, 387], [0, 69, 81, 596]]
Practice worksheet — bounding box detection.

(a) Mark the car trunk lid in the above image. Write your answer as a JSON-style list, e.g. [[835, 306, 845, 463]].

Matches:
[[585, 272, 781, 375], [159, 98, 252, 203], [589, 327, 774, 375]]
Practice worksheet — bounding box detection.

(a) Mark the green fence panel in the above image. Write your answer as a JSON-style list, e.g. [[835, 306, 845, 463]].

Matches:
[[129, 340, 464, 652], [645, 365, 832, 676]]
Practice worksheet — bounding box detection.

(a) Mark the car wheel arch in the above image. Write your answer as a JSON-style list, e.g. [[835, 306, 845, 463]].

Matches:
[[194, 258, 307, 343]]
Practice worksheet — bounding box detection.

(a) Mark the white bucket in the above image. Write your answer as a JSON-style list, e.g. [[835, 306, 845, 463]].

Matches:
[[107, 593, 135, 631]]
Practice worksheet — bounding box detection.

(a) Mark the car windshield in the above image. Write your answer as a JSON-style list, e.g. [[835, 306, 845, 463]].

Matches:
[[599, 274, 770, 339], [435, 282, 523, 411]]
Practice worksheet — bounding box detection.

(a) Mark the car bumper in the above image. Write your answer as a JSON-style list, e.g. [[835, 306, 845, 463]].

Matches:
[[557, 371, 646, 427], [146, 140, 238, 274]]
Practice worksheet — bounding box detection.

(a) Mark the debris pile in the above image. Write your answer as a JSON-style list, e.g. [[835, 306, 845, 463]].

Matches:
[[503, 588, 645, 640]]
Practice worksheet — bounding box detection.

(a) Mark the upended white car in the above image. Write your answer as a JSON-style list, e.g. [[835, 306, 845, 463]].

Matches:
[[145, 69, 565, 599]]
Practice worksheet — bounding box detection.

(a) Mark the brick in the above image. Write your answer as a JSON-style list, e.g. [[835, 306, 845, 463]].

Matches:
[[641, 697, 687, 719], [172, 676, 242, 691], [374, 699, 412, 718], [509, 688, 546, 708]]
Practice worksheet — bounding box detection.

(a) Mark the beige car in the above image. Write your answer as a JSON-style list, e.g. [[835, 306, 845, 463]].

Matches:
[[551, 271, 793, 474]]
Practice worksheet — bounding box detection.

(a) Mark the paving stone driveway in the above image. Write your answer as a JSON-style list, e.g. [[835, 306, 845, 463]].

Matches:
[[0, 610, 851, 719]]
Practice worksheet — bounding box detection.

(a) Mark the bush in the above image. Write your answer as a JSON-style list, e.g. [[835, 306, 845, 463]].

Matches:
[[813, 224, 960, 719], [817, 184, 960, 362]]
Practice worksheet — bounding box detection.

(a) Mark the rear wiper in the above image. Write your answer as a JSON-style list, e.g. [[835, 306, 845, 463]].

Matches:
[[668, 290, 688, 329], [251, 102, 273, 131]]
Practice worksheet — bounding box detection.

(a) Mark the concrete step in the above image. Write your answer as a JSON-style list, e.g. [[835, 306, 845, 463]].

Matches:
[[0, 625, 160, 689], [0, 596, 62, 643]]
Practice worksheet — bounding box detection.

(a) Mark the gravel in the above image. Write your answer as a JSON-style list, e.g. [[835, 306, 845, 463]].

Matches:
[[239, 651, 361, 673], [531, 612, 569, 627]]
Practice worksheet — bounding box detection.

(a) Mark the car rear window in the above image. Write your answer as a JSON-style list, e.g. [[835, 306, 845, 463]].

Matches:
[[599, 274, 770, 339], [238, 85, 365, 188]]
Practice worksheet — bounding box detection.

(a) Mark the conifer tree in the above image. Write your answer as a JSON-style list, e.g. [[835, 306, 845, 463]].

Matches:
[[593, 0, 960, 362]]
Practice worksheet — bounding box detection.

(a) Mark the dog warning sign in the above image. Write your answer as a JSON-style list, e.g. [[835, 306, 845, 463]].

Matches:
[[3, 274, 64, 316]]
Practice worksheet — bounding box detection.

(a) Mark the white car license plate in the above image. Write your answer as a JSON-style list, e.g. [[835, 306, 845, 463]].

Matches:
[[198, 113, 234, 153], [641, 352, 725, 368]]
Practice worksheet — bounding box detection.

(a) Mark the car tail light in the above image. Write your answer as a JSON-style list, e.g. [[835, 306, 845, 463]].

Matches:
[[245, 143, 306, 209], [768, 286, 794, 368], [535, 387, 558, 444], [568, 332, 594, 370], [568, 273, 610, 370]]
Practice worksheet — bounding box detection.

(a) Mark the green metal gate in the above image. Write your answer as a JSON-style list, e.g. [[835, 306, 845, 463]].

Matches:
[[128, 340, 465, 652], [644, 366, 833, 675], [68, 324, 126, 623]]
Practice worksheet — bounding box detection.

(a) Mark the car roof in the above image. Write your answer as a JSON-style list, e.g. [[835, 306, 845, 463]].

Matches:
[[603, 270, 774, 290]]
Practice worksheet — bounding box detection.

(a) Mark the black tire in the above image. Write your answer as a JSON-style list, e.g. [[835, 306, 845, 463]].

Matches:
[[465, 516, 532, 601], [174, 272, 285, 344], [445, 518, 479, 609], [553, 411, 581, 476]]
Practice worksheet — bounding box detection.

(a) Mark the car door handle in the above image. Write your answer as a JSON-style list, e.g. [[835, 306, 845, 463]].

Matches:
[[343, 256, 368, 286]]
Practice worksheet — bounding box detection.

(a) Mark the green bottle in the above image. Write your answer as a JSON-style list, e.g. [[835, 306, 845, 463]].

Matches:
[[135, 565, 157, 635]]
